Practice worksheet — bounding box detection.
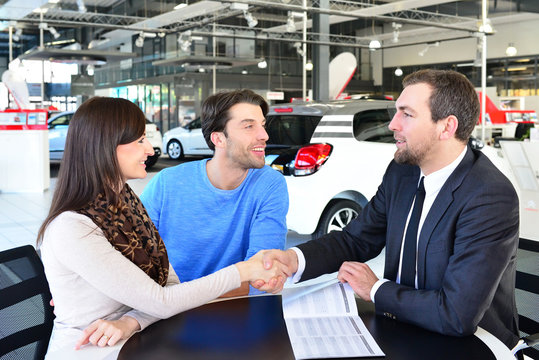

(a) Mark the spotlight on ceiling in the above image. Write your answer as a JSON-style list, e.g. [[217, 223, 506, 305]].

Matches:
[[178, 31, 192, 52], [257, 59, 267, 69], [505, 43, 517, 57], [293, 42, 304, 57], [368, 39, 381, 51], [391, 22, 402, 43], [286, 12, 296, 32], [48, 26, 60, 39], [135, 33, 144, 48], [76, 0, 87, 13], [305, 60, 313, 71], [243, 10, 258, 28], [394, 67, 403, 77], [241, 69, 248, 75], [13, 28, 22, 42]]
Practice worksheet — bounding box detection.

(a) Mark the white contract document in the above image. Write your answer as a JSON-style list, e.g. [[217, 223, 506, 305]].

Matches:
[[282, 275, 384, 359]]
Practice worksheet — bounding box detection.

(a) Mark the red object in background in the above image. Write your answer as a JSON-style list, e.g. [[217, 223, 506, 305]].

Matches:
[[477, 92, 537, 125]]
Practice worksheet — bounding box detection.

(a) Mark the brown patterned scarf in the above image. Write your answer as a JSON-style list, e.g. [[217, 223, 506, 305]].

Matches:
[[77, 184, 169, 286]]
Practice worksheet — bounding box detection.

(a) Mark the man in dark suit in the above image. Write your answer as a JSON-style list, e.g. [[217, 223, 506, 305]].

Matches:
[[254, 69, 520, 349]]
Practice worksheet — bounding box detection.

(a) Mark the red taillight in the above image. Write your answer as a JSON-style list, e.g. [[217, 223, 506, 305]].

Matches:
[[293, 143, 333, 176], [274, 107, 293, 113]]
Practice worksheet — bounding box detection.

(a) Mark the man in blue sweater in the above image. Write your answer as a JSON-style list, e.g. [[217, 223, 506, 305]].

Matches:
[[141, 89, 288, 296]]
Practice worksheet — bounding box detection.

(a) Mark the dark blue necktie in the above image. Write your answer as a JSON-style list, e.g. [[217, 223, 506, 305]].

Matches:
[[401, 177, 425, 288]]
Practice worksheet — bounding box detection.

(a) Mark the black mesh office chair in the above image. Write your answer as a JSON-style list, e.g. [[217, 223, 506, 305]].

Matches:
[[0, 245, 54, 360], [511, 238, 539, 359]]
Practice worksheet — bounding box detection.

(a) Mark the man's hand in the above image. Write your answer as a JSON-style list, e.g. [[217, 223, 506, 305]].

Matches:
[[337, 262, 379, 302], [250, 249, 299, 293], [75, 315, 140, 350]]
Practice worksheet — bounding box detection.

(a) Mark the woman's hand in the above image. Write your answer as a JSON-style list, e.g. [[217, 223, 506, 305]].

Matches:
[[75, 315, 141, 350], [235, 250, 291, 293]]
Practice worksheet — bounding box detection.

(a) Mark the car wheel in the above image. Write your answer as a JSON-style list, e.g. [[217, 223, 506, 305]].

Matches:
[[314, 200, 361, 237], [167, 140, 184, 160], [145, 154, 159, 169]]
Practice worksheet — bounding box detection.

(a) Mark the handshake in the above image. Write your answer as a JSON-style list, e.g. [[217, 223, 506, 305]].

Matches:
[[235, 249, 299, 293]]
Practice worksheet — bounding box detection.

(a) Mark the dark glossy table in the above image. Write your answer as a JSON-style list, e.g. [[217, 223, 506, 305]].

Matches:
[[118, 295, 497, 360]]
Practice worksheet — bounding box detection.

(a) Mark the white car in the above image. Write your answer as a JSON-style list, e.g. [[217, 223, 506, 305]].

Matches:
[[162, 118, 213, 160], [265, 99, 397, 237], [47, 110, 163, 169], [144, 119, 163, 168], [265, 100, 489, 237]]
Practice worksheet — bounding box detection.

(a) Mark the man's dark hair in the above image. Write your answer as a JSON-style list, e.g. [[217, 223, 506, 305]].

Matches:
[[402, 69, 479, 143], [201, 89, 269, 150]]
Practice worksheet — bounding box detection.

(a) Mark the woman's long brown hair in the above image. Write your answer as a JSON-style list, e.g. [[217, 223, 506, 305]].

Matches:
[[36, 97, 146, 245]]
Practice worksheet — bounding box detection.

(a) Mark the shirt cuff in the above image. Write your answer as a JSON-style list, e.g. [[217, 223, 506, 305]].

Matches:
[[370, 279, 389, 303], [289, 247, 306, 284]]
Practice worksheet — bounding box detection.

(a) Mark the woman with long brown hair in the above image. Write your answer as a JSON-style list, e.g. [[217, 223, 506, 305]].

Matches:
[[37, 97, 284, 355]]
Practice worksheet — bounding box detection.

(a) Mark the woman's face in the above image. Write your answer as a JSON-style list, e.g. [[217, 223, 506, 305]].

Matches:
[[116, 134, 155, 181]]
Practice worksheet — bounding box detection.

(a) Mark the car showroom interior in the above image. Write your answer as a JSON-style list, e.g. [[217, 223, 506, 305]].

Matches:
[[0, 0, 538, 359]]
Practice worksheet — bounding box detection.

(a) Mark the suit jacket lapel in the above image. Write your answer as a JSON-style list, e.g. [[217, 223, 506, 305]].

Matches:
[[416, 146, 475, 287], [385, 169, 420, 281]]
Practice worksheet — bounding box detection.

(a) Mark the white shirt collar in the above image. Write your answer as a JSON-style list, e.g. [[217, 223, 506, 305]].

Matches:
[[421, 146, 468, 196]]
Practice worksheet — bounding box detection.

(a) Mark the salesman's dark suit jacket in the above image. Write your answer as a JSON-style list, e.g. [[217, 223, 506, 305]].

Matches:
[[297, 146, 520, 348]]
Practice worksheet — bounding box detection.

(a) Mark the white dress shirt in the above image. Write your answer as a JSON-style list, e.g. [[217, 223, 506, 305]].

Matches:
[[291, 146, 469, 302]]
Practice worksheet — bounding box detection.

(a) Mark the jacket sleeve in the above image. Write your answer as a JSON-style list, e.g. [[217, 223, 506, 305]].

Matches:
[[297, 162, 392, 281]]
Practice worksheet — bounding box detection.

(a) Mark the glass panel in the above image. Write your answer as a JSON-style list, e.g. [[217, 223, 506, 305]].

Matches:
[[265, 115, 322, 145], [353, 109, 393, 143]]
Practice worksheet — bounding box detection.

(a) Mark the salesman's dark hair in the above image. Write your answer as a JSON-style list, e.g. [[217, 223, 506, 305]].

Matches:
[[201, 89, 269, 150], [402, 69, 479, 143], [37, 97, 146, 245]]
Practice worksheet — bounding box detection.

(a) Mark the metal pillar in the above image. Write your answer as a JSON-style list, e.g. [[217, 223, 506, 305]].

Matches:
[[313, 0, 329, 101]]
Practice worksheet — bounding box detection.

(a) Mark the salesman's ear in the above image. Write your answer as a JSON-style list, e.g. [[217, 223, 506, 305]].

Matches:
[[211, 131, 226, 149], [439, 115, 458, 141]]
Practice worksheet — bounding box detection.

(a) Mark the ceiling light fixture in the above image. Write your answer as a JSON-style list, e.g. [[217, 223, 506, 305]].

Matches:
[[48, 26, 60, 39], [243, 10, 258, 28], [478, 18, 494, 34], [394, 67, 403, 77], [76, 0, 87, 13], [178, 31, 192, 52], [174, 3, 187, 10], [241, 69, 248, 75], [305, 60, 313, 71], [391, 22, 402, 43], [505, 43, 517, 57], [286, 12, 296, 32], [39, 23, 60, 40], [135, 33, 144, 48], [257, 59, 267, 69], [12, 28, 22, 42], [418, 41, 440, 57], [293, 42, 304, 57], [368, 40, 381, 50]]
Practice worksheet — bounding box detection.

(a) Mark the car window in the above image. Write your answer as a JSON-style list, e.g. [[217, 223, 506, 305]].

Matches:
[[49, 114, 72, 127], [185, 117, 201, 129], [266, 115, 322, 145], [353, 109, 394, 143]]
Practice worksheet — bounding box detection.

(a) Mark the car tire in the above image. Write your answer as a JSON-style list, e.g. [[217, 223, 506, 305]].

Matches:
[[167, 140, 184, 160], [145, 154, 159, 169], [314, 200, 361, 237]]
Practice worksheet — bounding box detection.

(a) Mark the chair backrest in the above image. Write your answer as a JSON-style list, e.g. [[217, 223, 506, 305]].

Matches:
[[0, 245, 54, 360], [515, 238, 539, 359]]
